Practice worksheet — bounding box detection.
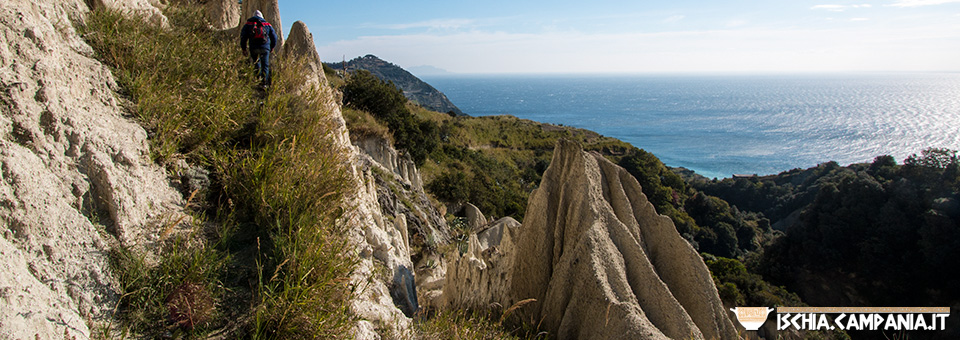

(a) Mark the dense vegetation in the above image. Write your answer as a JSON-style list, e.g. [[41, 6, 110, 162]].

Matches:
[[704, 255, 803, 308], [343, 69, 440, 166], [698, 149, 960, 326], [85, 4, 355, 338]]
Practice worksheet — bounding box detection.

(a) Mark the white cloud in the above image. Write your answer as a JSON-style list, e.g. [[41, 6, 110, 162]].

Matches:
[[812, 4, 847, 11], [811, 4, 873, 11], [662, 15, 686, 23], [726, 20, 748, 28], [888, 0, 960, 7], [317, 24, 960, 74], [374, 18, 476, 30], [851, 17, 871, 21]]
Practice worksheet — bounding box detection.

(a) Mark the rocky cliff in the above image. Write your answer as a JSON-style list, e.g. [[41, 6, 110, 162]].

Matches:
[[444, 140, 740, 340], [0, 1, 186, 338]]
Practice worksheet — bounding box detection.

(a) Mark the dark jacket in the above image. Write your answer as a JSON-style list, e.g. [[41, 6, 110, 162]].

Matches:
[[240, 16, 278, 51]]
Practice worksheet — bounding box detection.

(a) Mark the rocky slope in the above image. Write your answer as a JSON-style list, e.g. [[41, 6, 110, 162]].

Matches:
[[0, 0, 434, 338], [328, 55, 465, 116], [0, 0, 186, 338], [444, 140, 740, 339]]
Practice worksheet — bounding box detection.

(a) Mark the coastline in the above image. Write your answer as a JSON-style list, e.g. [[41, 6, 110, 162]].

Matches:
[[423, 72, 960, 179]]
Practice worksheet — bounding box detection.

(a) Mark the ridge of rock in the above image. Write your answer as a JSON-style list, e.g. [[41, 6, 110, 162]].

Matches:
[[284, 21, 326, 87], [443, 140, 740, 340]]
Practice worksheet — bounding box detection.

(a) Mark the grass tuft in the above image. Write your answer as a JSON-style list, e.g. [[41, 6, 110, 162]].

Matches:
[[415, 310, 537, 340]]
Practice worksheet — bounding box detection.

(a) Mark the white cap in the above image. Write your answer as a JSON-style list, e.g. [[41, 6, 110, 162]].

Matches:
[[254, 10, 263, 18]]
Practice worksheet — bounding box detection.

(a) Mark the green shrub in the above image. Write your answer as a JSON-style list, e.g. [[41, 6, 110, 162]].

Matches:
[[342, 107, 393, 144], [342, 70, 439, 165], [705, 255, 802, 308]]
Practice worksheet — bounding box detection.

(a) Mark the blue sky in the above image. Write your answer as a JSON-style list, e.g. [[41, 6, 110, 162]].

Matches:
[[278, 0, 960, 74]]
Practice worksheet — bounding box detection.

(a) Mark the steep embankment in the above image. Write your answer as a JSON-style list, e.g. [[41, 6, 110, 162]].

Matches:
[[0, 1, 184, 338], [444, 140, 740, 340]]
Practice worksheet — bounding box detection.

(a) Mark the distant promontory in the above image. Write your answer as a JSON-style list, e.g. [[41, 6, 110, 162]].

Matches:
[[326, 55, 465, 116]]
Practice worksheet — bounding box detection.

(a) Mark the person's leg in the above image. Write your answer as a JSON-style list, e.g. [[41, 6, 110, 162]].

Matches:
[[260, 49, 271, 85], [249, 49, 263, 80]]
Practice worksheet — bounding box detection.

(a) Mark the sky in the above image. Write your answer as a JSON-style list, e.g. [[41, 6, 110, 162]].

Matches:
[[278, 0, 960, 74]]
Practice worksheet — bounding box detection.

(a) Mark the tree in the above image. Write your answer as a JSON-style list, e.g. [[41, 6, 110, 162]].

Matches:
[[905, 147, 958, 169], [342, 70, 439, 165]]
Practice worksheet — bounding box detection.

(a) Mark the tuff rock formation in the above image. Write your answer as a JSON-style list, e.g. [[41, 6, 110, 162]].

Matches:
[[90, 0, 167, 27], [355, 136, 423, 191], [461, 202, 488, 231], [283, 21, 326, 86], [441, 217, 521, 311], [444, 140, 740, 340], [0, 0, 187, 338], [350, 133, 450, 313], [205, 0, 240, 30]]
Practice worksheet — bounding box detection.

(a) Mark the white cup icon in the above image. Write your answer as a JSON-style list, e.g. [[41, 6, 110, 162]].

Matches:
[[730, 307, 775, 331]]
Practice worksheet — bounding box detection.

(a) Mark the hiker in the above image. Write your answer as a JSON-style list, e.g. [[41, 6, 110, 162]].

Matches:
[[240, 10, 278, 86]]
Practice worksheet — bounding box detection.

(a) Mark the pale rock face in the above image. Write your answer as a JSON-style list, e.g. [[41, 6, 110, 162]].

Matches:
[[441, 217, 520, 311], [444, 140, 740, 340], [345, 135, 453, 336], [90, 0, 168, 26], [463, 202, 488, 231], [283, 21, 326, 86], [205, 0, 240, 30], [346, 173, 413, 339], [355, 136, 423, 191], [0, 0, 185, 339], [477, 216, 518, 251]]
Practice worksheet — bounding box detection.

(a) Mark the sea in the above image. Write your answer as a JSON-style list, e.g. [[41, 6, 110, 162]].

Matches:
[[422, 73, 960, 179]]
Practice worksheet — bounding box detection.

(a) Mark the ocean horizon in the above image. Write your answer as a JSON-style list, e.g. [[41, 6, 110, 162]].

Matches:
[[423, 72, 960, 179]]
